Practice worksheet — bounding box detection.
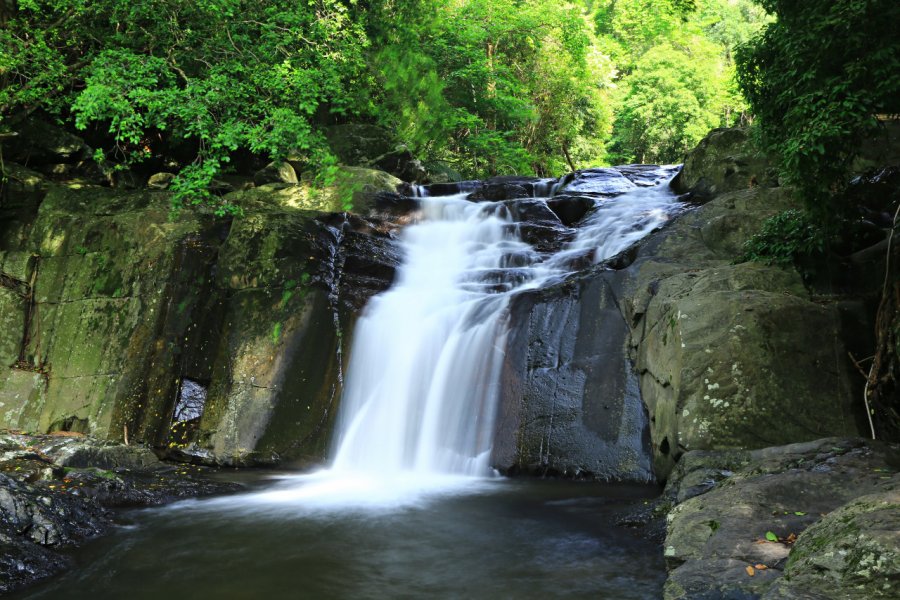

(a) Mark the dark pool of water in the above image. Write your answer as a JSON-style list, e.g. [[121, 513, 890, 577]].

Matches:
[[15, 475, 665, 599]]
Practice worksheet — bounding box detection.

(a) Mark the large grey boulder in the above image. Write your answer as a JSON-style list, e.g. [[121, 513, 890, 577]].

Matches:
[[672, 127, 778, 200], [618, 184, 862, 478], [660, 438, 900, 600]]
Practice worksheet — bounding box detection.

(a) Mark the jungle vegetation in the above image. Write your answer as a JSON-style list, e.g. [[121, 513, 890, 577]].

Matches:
[[1, 0, 766, 209]]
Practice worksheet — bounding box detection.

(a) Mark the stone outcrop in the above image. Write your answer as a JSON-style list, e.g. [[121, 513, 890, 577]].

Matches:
[[660, 438, 900, 600], [620, 135, 863, 479], [0, 163, 404, 466], [671, 127, 778, 201]]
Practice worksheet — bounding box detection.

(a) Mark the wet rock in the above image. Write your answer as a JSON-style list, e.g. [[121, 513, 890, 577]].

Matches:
[[547, 195, 595, 226], [468, 177, 549, 201], [557, 168, 636, 196], [423, 180, 482, 197], [369, 192, 420, 219], [0, 433, 242, 594], [339, 227, 402, 312], [494, 272, 654, 482], [616, 164, 680, 187], [254, 161, 299, 186], [26, 435, 162, 470], [661, 438, 900, 600]]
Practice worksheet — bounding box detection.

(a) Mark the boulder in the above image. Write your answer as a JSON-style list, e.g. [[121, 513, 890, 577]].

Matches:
[[671, 127, 778, 200], [557, 167, 637, 196], [253, 161, 298, 186], [147, 172, 176, 189], [618, 184, 862, 477], [660, 438, 900, 600], [766, 490, 900, 599], [228, 167, 401, 215]]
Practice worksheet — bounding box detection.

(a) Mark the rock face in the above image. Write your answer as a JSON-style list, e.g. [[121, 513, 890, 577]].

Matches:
[[660, 438, 900, 600], [0, 125, 869, 481], [496, 273, 653, 480], [0, 164, 404, 466], [622, 149, 862, 479], [671, 127, 778, 200]]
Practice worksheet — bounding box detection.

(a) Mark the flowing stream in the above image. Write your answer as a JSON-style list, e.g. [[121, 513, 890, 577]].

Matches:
[[15, 166, 682, 599]]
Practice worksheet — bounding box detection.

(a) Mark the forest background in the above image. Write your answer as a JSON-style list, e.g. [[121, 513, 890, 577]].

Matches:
[[1, 0, 768, 210]]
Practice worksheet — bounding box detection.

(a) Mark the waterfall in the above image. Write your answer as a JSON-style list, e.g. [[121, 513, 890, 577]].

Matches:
[[330, 167, 681, 480], [331, 196, 529, 476]]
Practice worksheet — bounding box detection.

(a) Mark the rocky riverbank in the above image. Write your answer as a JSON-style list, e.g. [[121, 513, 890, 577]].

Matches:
[[0, 432, 241, 593], [660, 437, 899, 599]]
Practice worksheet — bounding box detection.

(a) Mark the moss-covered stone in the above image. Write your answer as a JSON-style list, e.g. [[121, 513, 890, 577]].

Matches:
[[223, 166, 401, 215], [661, 438, 900, 600], [620, 184, 862, 478], [766, 491, 900, 599], [672, 127, 778, 200]]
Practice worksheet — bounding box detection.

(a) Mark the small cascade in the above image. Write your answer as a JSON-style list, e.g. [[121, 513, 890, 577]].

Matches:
[[331, 196, 538, 476], [330, 166, 683, 481]]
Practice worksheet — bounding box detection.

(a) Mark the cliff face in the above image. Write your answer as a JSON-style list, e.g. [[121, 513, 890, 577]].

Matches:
[[0, 158, 403, 466]]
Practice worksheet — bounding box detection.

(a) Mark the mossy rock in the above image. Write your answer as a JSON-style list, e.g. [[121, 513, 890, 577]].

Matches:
[[766, 490, 900, 599], [672, 127, 778, 200], [224, 166, 401, 215]]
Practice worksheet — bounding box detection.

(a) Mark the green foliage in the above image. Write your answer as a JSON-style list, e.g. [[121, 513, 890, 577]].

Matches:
[[740, 209, 825, 278], [609, 41, 727, 163], [1, 0, 773, 198], [1, 0, 370, 211], [595, 0, 765, 164], [735, 0, 900, 222], [372, 0, 613, 177]]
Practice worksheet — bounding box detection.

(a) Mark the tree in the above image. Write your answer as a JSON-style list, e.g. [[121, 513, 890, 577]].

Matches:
[[735, 0, 900, 221], [608, 40, 732, 164], [1, 0, 372, 213]]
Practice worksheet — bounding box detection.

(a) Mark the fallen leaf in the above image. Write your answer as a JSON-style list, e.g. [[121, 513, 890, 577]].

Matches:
[[746, 565, 756, 577], [794, 511, 807, 516], [755, 564, 768, 570], [765, 531, 779, 542], [786, 533, 797, 544]]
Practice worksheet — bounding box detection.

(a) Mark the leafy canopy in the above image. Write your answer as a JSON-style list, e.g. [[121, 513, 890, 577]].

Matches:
[[1, 0, 370, 213], [735, 0, 900, 222]]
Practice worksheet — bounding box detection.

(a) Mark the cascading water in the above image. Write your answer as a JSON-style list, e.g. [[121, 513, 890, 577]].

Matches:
[[329, 166, 683, 485], [331, 197, 531, 476]]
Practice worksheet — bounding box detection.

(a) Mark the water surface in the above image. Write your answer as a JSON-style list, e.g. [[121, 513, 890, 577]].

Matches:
[[17, 476, 664, 599]]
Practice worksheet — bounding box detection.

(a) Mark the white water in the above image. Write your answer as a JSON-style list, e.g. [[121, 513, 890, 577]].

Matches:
[[331, 170, 681, 480], [331, 197, 529, 477], [211, 169, 681, 511]]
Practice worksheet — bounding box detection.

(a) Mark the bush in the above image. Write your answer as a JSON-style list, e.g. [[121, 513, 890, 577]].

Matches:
[[740, 209, 825, 279]]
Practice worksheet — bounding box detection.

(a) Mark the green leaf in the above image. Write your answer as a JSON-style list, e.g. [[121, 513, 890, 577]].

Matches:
[[765, 531, 779, 542]]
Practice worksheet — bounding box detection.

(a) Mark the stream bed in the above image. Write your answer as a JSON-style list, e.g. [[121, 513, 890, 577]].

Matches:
[[14, 476, 664, 599]]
